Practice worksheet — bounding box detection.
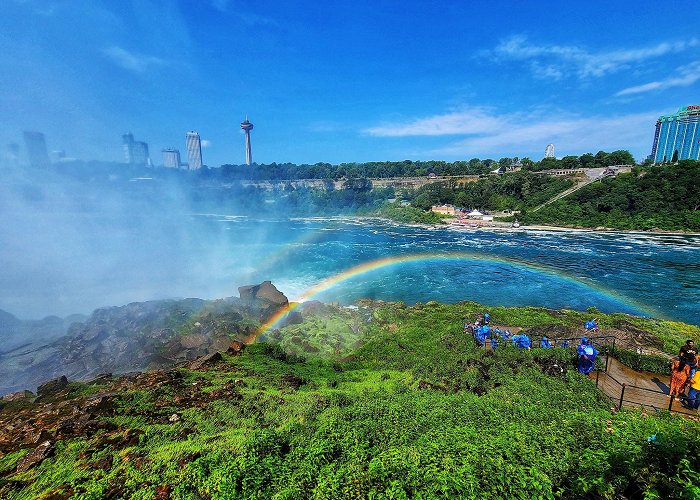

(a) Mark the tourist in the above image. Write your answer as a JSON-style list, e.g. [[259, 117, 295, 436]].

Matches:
[[577, 337, 596, 374], [483, 312, 490, 325], [584, 319, 599, 333], [686, 370, 700, 411], [560, 340, 570, 348], [474, 326, 486, 346], [540, 336, 553, 349], [679, 340, 699, 378], [668, 358, 690, 399], [512, 333, 532, 350]]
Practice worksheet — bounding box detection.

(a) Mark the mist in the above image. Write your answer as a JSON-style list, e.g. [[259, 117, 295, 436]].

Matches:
[[0, 161, 289, 320]]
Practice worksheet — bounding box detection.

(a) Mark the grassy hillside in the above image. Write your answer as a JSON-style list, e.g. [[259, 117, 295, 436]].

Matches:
[[523, 162, 700, 232], [1, 302, 699, 499]]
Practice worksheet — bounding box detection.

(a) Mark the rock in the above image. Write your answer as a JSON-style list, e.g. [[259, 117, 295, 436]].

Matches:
[[187, 351, 222, 370], [16, 440, 53, 472], [82, 392, 117, 413], [280, 374, 304, 390], [179, 334, 208, 350], [37, 376, 68, 399], [155, 485, 172, 500], [2, 390, 34, 402], [87, 373, 112, 384], [239, 281, 288, 307], [227, 340, 245, 355], [238, 281, 289, 320], [168, 414, 180, 423], [30, 429, 53, 445]]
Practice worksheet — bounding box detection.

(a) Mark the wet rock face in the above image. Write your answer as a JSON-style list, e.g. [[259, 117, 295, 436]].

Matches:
[[238, 281, 289, 321], [0, 284, 285, 395], [239, 281, 288, 307], [15, 441, 53, 472], [36, 376, 68, 399], [2, 390, 34, 402], [187, 352, 222, 371]]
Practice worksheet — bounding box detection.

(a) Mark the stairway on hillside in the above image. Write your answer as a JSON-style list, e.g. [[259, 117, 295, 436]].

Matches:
[[531, 175, 600, 212]]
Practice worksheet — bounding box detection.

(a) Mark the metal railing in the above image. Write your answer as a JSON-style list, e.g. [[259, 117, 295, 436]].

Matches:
[[468, 328, 696, 416]]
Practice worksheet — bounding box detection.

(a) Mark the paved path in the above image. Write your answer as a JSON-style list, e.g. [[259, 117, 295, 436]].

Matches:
[[592, 357, 697, 416]]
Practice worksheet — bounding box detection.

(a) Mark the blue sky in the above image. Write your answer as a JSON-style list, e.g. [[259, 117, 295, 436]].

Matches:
[[1, 1, 699, 166]]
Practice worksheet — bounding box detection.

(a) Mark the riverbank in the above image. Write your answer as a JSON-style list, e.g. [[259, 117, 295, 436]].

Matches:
[[368, 212, 700, 237]]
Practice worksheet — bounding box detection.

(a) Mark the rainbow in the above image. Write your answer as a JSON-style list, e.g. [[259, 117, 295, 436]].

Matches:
[[253, 251, 655, 341]]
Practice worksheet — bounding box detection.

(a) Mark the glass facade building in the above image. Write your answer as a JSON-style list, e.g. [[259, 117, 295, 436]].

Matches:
[[651, 105, 700, 163], [185, 131, 203, 170]]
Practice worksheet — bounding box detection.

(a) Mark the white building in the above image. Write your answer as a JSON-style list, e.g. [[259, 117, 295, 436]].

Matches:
[[186, 131, 203, 170], [162, 148, 181, 168]]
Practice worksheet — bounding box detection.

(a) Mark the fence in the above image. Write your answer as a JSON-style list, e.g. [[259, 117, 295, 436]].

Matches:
[[472, 329, 696, 417]]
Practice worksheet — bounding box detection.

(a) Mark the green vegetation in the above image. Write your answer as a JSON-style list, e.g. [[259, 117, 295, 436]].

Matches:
[[523, 162, 700, 232], [4, 302, 700, 499], [612, 348, 671, 375], [215, 150, 635, 180], [405, 172, 575, 212]]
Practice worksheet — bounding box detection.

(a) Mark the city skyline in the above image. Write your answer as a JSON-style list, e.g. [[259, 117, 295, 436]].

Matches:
[[1, 2, 699, 167]]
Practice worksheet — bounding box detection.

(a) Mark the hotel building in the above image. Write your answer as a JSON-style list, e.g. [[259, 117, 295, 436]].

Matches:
[[651, 105, 700, 163]]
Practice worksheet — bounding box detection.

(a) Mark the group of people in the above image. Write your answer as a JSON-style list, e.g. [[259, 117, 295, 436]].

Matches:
[[464, 313, 600, 374], [669, 339, 700, 410]]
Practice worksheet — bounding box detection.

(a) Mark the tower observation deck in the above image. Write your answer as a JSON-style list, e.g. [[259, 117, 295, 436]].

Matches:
[[241, 116, 254, 165]]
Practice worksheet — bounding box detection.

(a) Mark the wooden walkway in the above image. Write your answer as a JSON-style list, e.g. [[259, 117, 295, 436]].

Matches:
[[591, 358, 697, 416]]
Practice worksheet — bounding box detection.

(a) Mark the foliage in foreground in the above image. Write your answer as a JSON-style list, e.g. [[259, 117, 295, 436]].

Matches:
[[2, 302, 700, 499]]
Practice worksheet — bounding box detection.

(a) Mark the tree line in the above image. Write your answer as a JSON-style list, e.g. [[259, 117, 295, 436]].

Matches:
[[216, 150, 636, 180]]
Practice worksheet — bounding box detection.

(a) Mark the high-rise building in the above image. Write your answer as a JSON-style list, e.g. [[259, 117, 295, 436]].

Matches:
[[23, 131, 50, 168], [122, 133, 135, 164], [241, 116, 254, 165], [162, 148, 181, 168], [185, 131, 203, 169], [651, 105, 700, 163], [544, 143, 555, 159], [122, 133, 151, 165], [132, 141, 150, 166]]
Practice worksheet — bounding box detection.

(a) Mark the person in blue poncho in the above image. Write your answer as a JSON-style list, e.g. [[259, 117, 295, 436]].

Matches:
[[578, 337, 597, 374], [491, 332, 499, 350], [540, 336, 553, 349], [483, 312, 490, 325], [502, 330, 512, 341], [482, 325, 491, 339], [560, 340, 570, 348], [512, 333, 532, 349], [474, 325, 486, 346], [584, 319, 599, 332]]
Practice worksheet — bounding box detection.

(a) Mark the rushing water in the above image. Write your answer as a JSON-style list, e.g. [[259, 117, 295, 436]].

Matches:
[[2, 214, 699, 326]]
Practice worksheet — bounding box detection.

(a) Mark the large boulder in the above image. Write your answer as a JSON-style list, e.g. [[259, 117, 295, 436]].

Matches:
[[36, 375, 68, 399], [238, 281, 288, 307], [238, 281, 289, 320]]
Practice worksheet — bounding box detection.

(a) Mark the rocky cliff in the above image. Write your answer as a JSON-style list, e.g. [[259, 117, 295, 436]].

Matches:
[[0, 282, 288, 395]]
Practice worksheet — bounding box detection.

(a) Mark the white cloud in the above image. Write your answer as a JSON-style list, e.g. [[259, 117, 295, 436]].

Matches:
[[102, 46, 166, 73], [364, 107, 505, 137], [201, 139, 212, 148], [364, 108, 660, 158], [616, 61, 700, 96], [483, 35, 700, 79]]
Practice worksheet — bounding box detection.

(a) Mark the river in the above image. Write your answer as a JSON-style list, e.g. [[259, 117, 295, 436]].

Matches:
[[2, 213, 698, 326]]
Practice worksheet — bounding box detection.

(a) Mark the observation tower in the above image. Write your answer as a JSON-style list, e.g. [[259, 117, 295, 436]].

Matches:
[[241, 116, 254, 165]]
